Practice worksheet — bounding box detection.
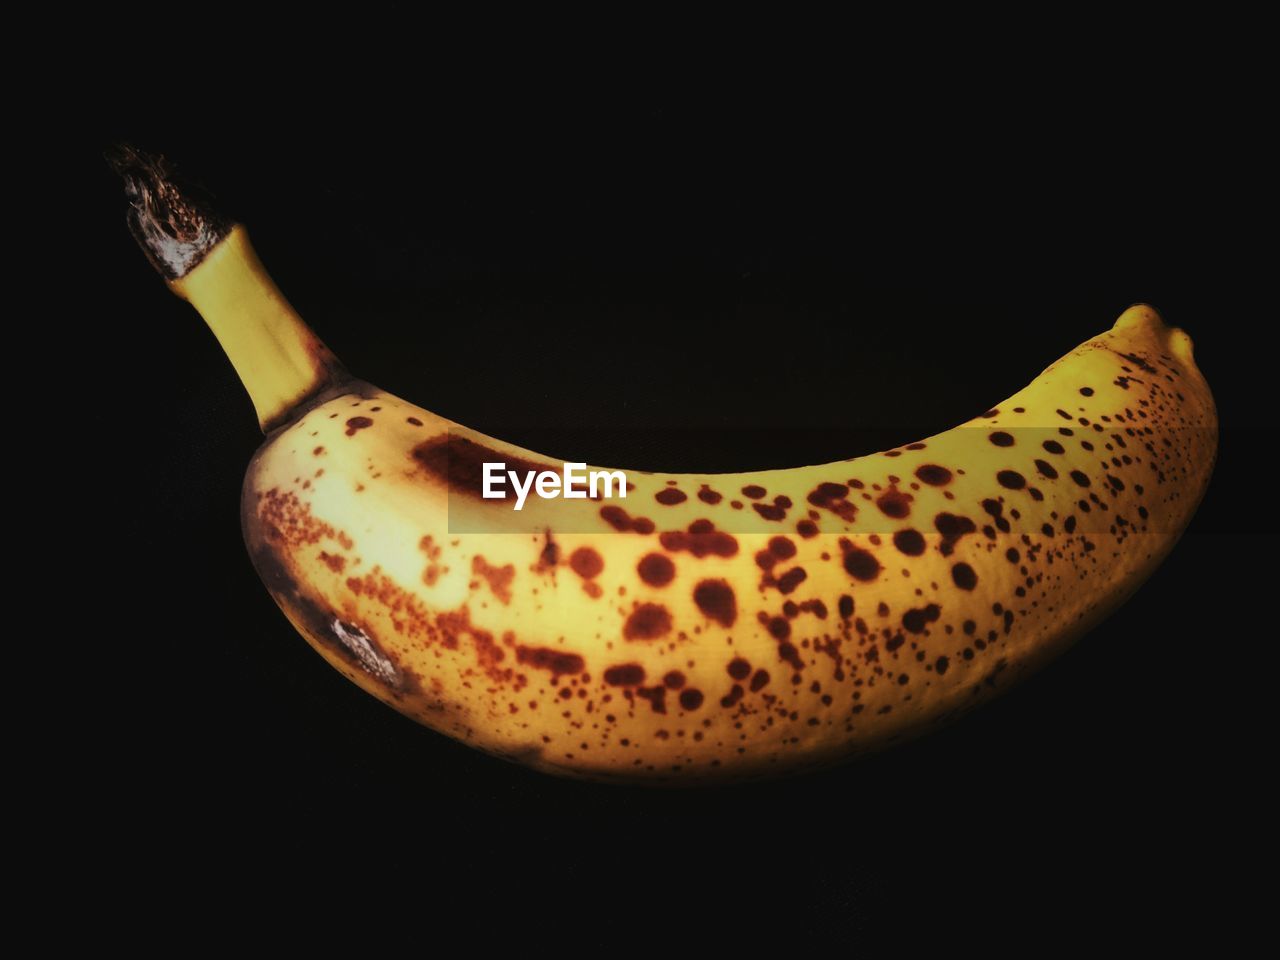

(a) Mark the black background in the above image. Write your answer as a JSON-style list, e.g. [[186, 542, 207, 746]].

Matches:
[[75, 75, 1270, 936]]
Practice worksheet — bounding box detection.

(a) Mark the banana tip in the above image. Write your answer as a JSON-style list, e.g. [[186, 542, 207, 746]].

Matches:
[[1168, 327, 1196, 364], [1114, 303, 1195, 364], [1114, 303, 1165, 331]]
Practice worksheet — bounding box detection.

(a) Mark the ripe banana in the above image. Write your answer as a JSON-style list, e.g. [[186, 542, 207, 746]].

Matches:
[[117, 149, 1217, 783]]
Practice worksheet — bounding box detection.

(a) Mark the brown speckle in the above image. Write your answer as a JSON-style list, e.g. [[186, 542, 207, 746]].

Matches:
[[902, 604, 941, 634], [625, 603, 672, 641], [569, 547, 604, 580], [318, 551, 346, 573], [516, 646, 585, 676], [637, 552, 676, 587], [841, 541, 880, 582], [752, 496, 792, 521], [807, 482, 857, 522], [951, 562, 978, 591], [769, 536, 796, 559], [472, 555, 515, 604], [697, 484, 722, 505], [659, 520, 738, 558], [727, 658, 752, 680], [679, 689, 704, 710], [600, 506, 656, 535], [915, 464, 952, 486], [693, 579, 737, 627], [997, 470, 1026, 490], [775, 567, 807, 594], [875, 487, 913, 519], [604, 663, 646, 686], [892, 529, 926, 557]]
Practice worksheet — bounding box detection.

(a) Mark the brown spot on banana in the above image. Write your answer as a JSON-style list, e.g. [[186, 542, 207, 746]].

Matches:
[[411, 434, 558, 502], [692, 580, 737, 627], [624, 604, 673, 641], [472, 556, 515, 604]]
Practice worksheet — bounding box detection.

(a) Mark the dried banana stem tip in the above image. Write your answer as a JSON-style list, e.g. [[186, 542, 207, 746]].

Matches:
[[107, 144, 231, 281]]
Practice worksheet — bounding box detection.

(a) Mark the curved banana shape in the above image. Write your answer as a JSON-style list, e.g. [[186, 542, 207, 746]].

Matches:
[[117, 151, 1217, 783]]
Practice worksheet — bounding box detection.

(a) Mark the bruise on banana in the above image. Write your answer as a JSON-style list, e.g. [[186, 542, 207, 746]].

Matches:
[[410, 433, 601, 501], [242, 486, 425, 701], [243, 472, 601, 752]]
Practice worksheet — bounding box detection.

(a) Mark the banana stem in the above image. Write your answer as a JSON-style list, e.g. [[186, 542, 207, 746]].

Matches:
[[110, 146, 348, 433], [170, 226, 347, 431]]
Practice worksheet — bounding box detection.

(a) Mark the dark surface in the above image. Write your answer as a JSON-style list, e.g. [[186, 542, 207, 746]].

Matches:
[[77, 89, 1268, 934]]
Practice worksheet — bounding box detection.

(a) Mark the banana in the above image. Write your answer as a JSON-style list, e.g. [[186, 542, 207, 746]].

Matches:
[[116, 149, 1217, 783]]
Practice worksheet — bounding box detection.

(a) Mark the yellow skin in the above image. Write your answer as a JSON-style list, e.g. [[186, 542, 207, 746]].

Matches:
[[171, 225, 1216, 784]]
